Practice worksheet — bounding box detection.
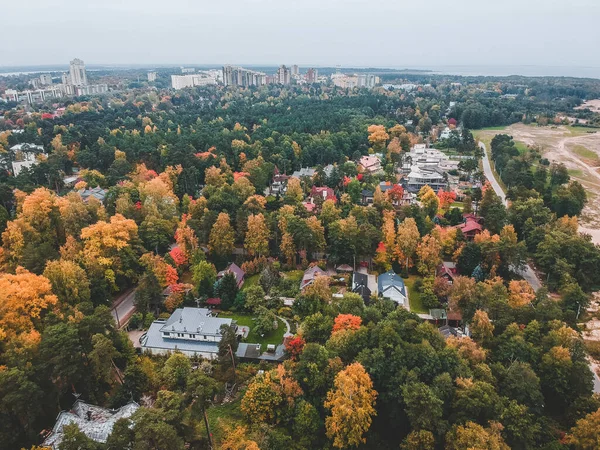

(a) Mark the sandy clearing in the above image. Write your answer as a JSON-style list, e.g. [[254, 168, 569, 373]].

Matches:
[[476, 124, 600, 244], [575, 99, 600, 113]]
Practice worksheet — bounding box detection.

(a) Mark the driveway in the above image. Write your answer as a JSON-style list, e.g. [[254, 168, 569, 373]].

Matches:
[[357, 266, 377, 295]]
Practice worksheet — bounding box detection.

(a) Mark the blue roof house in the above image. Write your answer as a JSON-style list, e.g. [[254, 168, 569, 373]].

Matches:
[[378, 270, 408, 309]]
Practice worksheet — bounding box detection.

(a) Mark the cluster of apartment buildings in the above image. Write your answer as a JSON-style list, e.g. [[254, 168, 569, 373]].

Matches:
[[171, 69, 222, 89], [331, 72, 379, 89], [4, 58, 108, 105]]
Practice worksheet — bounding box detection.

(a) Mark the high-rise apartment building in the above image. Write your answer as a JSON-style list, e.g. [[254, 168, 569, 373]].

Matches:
[[222, 66, 267, 88], [39, 74, 53, 85], [69, 58, 88, 86], [306, 68, 318, 83], [276, 65, 291, 85], [148, 71, 157, 82], [291, 65, 299, 77]]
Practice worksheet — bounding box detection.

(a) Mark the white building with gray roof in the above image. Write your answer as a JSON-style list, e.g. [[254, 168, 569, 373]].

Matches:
[[140, 307, 235, 359]]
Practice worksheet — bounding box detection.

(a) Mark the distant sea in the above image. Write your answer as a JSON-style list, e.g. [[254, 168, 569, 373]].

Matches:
[[2, 64, 600, 80], [392, 65, 600, 79]]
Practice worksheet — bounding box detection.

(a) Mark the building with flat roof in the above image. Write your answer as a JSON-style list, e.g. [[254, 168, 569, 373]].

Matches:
[[148, 71, 157, 82], [171, 73, 217, 89], [140, 307, 236, 358]]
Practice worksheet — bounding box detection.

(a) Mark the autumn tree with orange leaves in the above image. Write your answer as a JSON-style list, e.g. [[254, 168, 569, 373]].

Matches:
[[332, 314, 362, 334], [0, 267, 58, 355]]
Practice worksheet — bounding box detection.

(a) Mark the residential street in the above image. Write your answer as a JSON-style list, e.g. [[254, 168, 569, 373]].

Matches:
[[481, 140, 599, 392], [480, 141, 542, 291], [111, 288, 137, 329]]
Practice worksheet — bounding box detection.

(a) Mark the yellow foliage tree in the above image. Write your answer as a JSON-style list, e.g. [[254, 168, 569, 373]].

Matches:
[[0, 267, 58, 351], [367, 125, 389, 151], [209, 212, 235, 257], [325, 362, 377, 448], [245, 213, 270, 257], [508, 280, 536, 308]]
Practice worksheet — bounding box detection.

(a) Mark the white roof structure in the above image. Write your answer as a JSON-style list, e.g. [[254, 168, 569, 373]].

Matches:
[[43, 400, 139, 449]]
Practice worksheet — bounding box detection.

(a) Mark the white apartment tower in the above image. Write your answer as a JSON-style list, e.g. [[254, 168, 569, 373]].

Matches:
[[69, 58, 88, 86], [148, 71, 157, 82], [276, 65, 291, 85], [291, 65, 299, 77]]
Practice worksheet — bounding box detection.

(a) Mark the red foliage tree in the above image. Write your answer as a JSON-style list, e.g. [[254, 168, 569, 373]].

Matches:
[[169, 247, 188, 266], [387, 184, 405, 205], [285, 336, 306, 361]]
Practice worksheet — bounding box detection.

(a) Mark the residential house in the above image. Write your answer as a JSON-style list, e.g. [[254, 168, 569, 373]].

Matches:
[[291, 167, 315, 179], [300, 265, 326, 291], [9, 143, 46, 176], [437, 261, 458, 284], [456, 215, 483, 240], [358, 155, 382, 174], [270, 166, 289, 195], [78, 186, 107, 203], [140, 307, 235, 358], [309, 186, 337, 204], [217, 263, 245, 289], [378, 270, 408, 309], [42, 400, 140, 449], [438, 325, 465, 339], [352, 272, 372, 303], [361, 189, 374, 205]]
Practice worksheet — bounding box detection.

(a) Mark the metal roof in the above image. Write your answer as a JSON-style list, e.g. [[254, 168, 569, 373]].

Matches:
[[377, 271, 407, 298], [159, 307, 232, 336], [43, 400, 139, 449]]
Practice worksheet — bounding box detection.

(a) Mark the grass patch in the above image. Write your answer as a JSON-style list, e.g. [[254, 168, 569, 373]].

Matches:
[[403, 275, 427, 314], [218, 312, 287, 352], [479, 126, 507, 131], [283, 270, 304, 284], [241, 274, 259, 291], [568, 169, 584, 177], [515, 141, 528, 154], [572, 145, 599, 161]]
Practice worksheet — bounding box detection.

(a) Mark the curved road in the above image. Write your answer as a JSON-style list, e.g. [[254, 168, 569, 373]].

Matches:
[[479, 141, 541, 292], [480, 141, 600, 392]]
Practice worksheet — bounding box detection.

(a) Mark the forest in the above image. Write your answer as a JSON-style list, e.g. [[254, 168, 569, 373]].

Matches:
[[1, 77, 600, 450]]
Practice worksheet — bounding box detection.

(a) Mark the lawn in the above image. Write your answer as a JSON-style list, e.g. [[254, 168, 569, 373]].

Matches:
[[572, 145, 599, 161], [218, 312, 287, 352], [479, 126, 507, 131], [241, 274, 259, 291], [515, 141, 528, 154], [283, 270, 304, 284], [403, 275, 427, 314]]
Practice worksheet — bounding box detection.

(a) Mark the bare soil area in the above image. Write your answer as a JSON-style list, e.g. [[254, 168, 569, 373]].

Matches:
[[476, 124, 600, 244], [575, 99, 600, 113]]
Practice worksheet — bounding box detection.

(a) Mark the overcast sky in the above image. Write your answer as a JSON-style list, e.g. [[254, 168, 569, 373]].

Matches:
[[4, 0, 600, 69]]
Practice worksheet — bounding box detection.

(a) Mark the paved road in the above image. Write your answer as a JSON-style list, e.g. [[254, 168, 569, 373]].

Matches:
[[480, 141, 542, 292], [480, 140, 600, 392], [111, 288, 136, 329], [479, 142, 506, 205]]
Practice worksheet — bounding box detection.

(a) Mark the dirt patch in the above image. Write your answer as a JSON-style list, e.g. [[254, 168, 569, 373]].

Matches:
[[575, 99, 600, 113], [476, 124, 600, 243]]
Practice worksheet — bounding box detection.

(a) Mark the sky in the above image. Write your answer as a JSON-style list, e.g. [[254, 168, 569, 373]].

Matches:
[[3, 0, 600, 71]]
